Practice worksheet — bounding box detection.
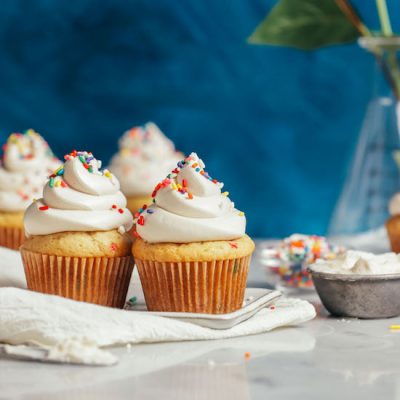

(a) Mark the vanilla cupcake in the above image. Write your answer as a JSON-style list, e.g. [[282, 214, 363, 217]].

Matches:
[[21, 150, 134, 308], [132, 152, 255, 314], [0, 129, 61, 249], [108, 122, 182, 214]]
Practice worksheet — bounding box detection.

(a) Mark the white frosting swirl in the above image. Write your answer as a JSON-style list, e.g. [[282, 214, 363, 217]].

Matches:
[[135, 153, 246, 243], [24, 151, 133, 236], [0, 130, 61, 212], [108, 122, 182, 196]]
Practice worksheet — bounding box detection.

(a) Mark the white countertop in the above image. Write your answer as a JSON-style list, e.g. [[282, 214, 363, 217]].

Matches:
[[2, 240, 400, 400]]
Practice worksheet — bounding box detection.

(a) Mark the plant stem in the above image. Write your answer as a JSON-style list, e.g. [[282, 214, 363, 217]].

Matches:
[[378, 56, 400, 100], [336, 0, 400, 99], [375, 1, 400, 99], [376, 0, 393, 36], [335, 0, 370, 36]]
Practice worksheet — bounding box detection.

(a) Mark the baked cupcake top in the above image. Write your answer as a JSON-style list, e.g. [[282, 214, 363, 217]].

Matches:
[[24, 150, 133, 236], [134, 152, 246, 243], [108, 122, 182, 197], [0, 129, 61, 212]]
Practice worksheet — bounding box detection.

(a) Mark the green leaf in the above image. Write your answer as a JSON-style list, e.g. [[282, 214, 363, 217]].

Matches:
[[248, 0, 360, 50]]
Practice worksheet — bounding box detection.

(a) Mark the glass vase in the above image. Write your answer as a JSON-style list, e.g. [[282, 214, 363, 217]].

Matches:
[[329, 37, 400, 238]]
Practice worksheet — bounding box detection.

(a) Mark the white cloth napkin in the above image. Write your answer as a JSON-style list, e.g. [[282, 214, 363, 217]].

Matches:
[[0, 248, 316, 365]]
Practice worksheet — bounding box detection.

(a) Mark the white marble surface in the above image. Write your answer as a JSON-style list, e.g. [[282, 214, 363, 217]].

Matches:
[[2, 241, 400, 400]]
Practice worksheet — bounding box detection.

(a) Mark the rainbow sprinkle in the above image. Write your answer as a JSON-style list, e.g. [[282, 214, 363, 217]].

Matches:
[[1, 129, 55, 163], [49, 151, 114, 191]]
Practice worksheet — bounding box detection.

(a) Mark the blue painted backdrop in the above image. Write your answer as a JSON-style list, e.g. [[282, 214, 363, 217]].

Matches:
[[0, 0, 395, 237]]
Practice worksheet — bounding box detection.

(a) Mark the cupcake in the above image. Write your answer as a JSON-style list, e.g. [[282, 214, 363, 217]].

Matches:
[[108, 122, 182, 214], [132, 152, 255, 314], [0, 129, 61, 249], [20, 150, 134, 308], [386, 193, 400, 252]]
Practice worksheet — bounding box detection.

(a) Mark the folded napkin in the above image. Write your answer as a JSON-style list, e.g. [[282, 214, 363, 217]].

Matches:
[[0, 247, 26, 288], [0, 248, 316, 365]]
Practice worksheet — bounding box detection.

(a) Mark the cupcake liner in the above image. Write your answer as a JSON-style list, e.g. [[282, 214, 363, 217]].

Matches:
[[135, 255, 251, 314], [21, 249, 134, 308], [389, 239, 400, 253], [386, 217, 400, 252], [387, 231, 400, 252], [0, 226, 25, 250]]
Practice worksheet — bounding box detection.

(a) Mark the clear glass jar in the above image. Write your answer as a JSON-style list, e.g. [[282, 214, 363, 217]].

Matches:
[[329, 37, 400, 236]]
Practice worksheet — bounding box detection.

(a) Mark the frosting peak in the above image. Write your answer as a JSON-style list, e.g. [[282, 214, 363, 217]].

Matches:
[[108, 122, 182, 197], [24, 151, 133, 236], [134, 152, 246, 243], [0, 129, 61, 212]]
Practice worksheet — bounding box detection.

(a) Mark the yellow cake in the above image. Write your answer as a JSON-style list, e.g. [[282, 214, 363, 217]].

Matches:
[[126, 195, 152, 215], [22, 230, 132, 257], [0, 211, 25, 228], [133, 234, 254, 262]]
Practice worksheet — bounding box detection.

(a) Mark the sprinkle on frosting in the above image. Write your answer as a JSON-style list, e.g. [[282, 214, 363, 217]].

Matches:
[[133, 152, 246, 243], [23, 151, 133, 236], [0, 129, 61, 212], [108, 122, 183, 197], [149, 154, 222, 203]]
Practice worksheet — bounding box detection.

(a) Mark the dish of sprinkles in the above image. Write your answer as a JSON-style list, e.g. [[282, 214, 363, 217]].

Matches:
[[258, 234, 345, 289]]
